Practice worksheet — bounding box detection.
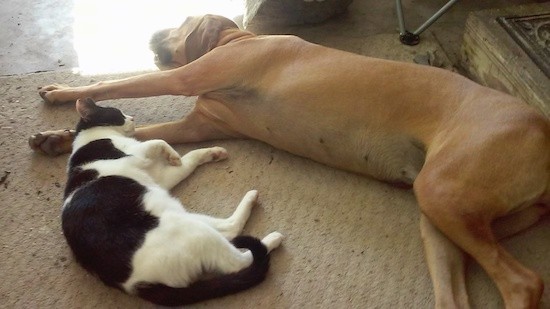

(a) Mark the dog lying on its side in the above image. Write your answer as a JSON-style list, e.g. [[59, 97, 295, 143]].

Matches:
[[30, 14, 549, 308]]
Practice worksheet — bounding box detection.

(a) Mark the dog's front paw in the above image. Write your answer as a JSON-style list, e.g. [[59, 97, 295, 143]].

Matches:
[[38, 84, 76, 104], [28, 129, 75, 156]]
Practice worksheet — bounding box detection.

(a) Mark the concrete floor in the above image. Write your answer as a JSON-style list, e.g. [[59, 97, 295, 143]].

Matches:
[[0, 0, 538, 76]]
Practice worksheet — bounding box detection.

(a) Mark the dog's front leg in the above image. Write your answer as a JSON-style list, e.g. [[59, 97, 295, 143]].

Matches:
[[39, 70, 184, 104], [134, 103, 244, 144], [39, 50, 234, 104], [420, 214, 470, 309], [29, 129, 76, 156]]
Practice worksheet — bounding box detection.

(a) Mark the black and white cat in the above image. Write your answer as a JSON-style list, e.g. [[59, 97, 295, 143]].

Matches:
[[61, 98, 283, 306]]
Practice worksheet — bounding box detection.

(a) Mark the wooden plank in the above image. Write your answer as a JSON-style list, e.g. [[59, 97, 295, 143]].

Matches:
[[460, 3, 550, 118]]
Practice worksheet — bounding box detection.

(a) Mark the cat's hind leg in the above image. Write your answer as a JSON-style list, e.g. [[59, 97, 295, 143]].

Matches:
[[188, 190, 259, 239], [260, 232, 284, 253], [205, 231, 284, 275], [151, 146, 228, 190]]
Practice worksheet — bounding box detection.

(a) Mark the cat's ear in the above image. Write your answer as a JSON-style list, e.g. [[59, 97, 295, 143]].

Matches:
[[76, 98, 97, 121]]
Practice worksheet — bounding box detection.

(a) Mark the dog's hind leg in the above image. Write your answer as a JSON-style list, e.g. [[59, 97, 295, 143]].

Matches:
[[492, 204, 549, 240], [415, 114, 550, 308], [420, 214, 470, 309], [415, 176, 544, 308], [420, 205, 548, 309]]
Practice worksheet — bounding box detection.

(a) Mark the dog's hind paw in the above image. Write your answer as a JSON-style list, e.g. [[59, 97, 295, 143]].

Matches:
[[29, 129, 75, 156]]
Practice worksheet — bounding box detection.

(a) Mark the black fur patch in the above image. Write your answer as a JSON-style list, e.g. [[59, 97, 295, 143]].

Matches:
[[64, 168, 98, 198], [76, 105, 126, 133], [69, 139, 128, 168], [62, 176, 159, 286]]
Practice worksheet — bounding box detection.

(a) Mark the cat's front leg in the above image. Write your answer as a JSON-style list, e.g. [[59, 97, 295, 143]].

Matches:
[[153, 147, 228, 190], [139, 140, 182, 166], [182, 146, 228, 166]]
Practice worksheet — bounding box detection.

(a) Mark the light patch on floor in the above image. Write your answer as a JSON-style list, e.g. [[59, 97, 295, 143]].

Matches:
[[71, 0, 244, 75]]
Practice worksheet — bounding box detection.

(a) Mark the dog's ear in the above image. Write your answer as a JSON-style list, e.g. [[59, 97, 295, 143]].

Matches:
[[184, 15, 238, 62]]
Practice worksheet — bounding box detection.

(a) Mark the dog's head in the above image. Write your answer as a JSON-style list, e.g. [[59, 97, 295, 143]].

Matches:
[[150, 14, 238, 70]]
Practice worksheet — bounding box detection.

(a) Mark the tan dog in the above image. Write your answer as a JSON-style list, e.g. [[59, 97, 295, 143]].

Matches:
[[30, 15, 549, 308]]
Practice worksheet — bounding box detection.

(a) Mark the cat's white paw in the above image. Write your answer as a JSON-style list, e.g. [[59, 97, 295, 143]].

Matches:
[[262, 231, 284, 252], [164, 148, 182, 166], [169, 155, 182, 166], [244, 190, 259, 203], [208, 147, 228, 162]]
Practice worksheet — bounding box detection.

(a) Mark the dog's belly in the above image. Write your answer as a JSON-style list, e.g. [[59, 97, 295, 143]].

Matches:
[[213, 100, 426, 185], [199, 88, 428, 185], [262, 123, 425, 186]]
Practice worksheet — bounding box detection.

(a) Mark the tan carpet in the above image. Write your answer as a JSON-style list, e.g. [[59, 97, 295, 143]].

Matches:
[[1, 36, 549, 309]]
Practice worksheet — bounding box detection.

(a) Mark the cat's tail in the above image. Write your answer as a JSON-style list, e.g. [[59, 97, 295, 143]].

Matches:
[[135, 235, 270, 306]]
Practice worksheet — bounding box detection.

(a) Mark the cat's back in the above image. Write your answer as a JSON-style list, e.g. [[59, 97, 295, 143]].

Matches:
[[65, 134, 130, 196], [67, 133, 156, 190], [62, 173, 159, 286], [62, 132, 160, 286]]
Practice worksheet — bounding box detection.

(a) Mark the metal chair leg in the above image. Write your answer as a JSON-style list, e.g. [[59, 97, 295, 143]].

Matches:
[[396, 0, 459, 45]]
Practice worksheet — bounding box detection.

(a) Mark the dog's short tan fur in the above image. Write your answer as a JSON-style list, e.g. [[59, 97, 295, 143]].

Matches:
[[30, 15, 549, 308]]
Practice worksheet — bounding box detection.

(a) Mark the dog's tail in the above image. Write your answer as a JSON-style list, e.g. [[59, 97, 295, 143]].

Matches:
[[135, 236, 270, 306]]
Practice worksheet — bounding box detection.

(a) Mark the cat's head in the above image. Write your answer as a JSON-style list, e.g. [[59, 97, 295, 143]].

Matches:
[[75, 98, 135, 135]]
